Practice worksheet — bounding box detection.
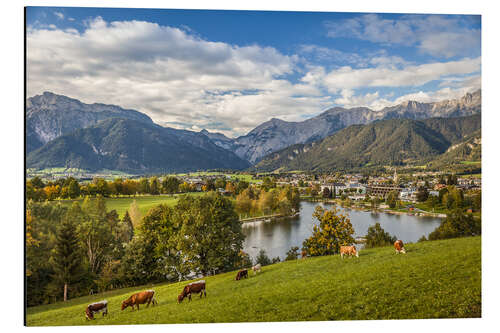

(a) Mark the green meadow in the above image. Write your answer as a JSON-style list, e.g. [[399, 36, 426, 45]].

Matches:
[[55, 193, 203, 218], [26, 236, 481, 326]]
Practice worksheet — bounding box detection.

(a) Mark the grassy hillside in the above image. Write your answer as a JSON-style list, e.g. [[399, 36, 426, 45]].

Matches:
[[26, 236, 481, 326]]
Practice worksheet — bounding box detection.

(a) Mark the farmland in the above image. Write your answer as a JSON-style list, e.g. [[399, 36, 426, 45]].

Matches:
[[26, 236, 481, 326]]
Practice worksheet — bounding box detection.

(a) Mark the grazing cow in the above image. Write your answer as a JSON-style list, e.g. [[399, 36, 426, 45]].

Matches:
[[85, 300, 108, 320], [235, 269, 248, 280], [301, 250, 308, 259], [394, 240, 406, 254], [121, 290, 157, 311], [177, 280, 206, 303], [340, 245, 359, 258], [252, 264, 262, 275]]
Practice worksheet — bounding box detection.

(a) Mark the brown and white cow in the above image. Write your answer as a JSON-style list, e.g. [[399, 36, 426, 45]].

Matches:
[[301, 250, 308, 259], [340, 245, 359, 258], [394, 240, 406, 254], [235, 269, 248, 280], [252, 264, 262, 275], [177, 280, 206, 303], [121, 290, 157, 311], [85, 300, 108, 320]]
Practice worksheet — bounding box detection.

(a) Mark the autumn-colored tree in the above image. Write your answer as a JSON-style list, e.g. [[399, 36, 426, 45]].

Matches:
[[225, 182, 236, 194], [302, 206, 355, 256], [128, 199, 142, 228]]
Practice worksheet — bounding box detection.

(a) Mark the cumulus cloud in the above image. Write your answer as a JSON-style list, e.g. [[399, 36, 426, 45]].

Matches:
[[27, 17, 329, 137], [331, 78, 480, 111], [54, 12, 64, 20], [321, 57, 480, 92], [27, 16, 481, 137], [325, 14, 480, 58]]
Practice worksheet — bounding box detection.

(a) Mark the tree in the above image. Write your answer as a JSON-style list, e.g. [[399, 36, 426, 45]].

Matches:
[[364, 223, 397, 248], [255, 249, 271, 266], [128, 199, 142, 228], [386, 191, 399, 209], [122, 210, 134, 241], [322, 187, 331, 198], [428, 209, 481, 240], [235, 191, 252, 217], [416, 186, 429, 202], [214, 177, 226, 189], [285, 246, 300, 261], [258, 191, 274, 215], [271, 257, 281, 264], [68, 179, 80, 199], [173, 193, 244, 276], [162, 176, 180, 194], [302, 206, 355, 256], [261, 177, 276, 191], [30, 176, 45, 189], [235, 180, 249, 194], [150, 177, 160, 195], [139, 178, 150, 194], [225, 182, 236, 194], [50, 213, 82, 301], [78, 197, 114, 275]]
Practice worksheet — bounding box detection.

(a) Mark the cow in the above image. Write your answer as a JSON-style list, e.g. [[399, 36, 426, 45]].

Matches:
[[340, 245, 359, 258], [177, 280, 206, 303], [252, 264, 262, 275], [394, 240, 406, 254], [85, 300, 108, 320], [121, 290, 157, 311], [301, 250, 308, 259], [235, 269, 248, 280]]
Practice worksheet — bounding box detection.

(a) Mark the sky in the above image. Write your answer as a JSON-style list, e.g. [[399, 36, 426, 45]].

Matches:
[[26, 7, 481, 137]]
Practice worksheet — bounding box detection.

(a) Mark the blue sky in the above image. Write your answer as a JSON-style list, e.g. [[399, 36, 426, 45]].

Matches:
[[26, 7, 481, 137]]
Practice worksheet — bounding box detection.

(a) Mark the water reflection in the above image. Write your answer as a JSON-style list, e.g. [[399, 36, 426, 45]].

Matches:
[[242, 201, 443, 260]]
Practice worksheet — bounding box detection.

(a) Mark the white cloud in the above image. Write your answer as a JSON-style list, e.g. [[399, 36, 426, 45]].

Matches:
[[27, 16, 481, 137], [27, 17, 328, 137], [331, 78, 481, 111], [54, 12, 64, 20], [325, 14, 480, 58], [322, 57, 480, 92]]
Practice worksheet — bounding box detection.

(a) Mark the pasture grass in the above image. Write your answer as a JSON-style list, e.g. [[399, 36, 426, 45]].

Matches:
[[56, 193, 203, 218], [26, 236, 481, 326]]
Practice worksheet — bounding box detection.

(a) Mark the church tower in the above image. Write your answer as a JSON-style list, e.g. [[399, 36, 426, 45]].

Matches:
[[393, 169, 398, 184]]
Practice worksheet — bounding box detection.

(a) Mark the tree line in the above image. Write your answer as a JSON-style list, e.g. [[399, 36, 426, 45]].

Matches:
[[26, 175, 251, 202]]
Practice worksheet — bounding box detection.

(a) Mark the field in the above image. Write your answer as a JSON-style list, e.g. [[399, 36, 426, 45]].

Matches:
[[26, 236, 481, 326], [56, 193, 203, 218]]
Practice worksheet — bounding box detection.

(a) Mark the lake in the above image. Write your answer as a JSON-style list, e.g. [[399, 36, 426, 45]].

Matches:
[[242, 201, 443, 260]]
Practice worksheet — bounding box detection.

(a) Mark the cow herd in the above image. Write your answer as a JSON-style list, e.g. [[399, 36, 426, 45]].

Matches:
[[85, 240, 407, 321]]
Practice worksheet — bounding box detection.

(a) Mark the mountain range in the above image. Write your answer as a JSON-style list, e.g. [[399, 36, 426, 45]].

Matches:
[[27, 118, 250, 173], [26, 92, 153, 153], [204, 90, 481, 163], [26, 90, 481, 174], [252, 114, 481, 172]]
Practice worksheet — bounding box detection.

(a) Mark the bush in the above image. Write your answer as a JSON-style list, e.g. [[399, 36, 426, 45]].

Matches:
[[285, 246, 299, 261], [364, 223, 397, 248], [255, 249, 272, 266], [428, 209, 481, 240]]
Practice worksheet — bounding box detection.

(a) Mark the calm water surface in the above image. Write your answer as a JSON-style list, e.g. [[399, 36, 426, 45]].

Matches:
[[242, 201, 443, 260]]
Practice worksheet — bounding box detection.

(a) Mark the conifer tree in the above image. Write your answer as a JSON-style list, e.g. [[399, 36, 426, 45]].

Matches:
[[51, 216, 81, 302]]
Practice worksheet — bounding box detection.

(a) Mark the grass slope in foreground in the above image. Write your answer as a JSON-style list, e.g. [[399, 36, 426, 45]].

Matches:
[[27, 236, 481, 326]]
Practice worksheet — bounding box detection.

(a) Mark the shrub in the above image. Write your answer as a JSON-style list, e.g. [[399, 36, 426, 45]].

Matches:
[[364, 223, 397, 248]]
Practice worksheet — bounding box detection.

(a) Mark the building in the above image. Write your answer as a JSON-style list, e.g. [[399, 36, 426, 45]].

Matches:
[[366, 185, 403, 198]]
